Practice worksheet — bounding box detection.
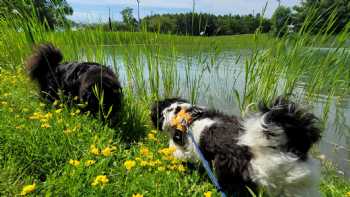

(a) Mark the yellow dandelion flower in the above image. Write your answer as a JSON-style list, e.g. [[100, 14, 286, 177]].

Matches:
[[53, 100, 59, 106], [204, 191, 212, 197], [140, 160, 148, 167], [20, 183, 36, 196], [171, 158, 181, 164], [148, 161, 156, 167], [69, 159, 80, 167], [148, 160, 159, 167], [55, 109, 63, 114], [102, 147, 112, 157], [40, 118, 49, 122], [346, 191, 350, 197], [150, 130, 157, 134], [158, 147, 176, 156], [124, 160, 136, 171], [90, 145, 100, 156], [132, 194, 143, 197], [85, 160, 96, 166], [44, 112, 52, 119], [29, 112, 41, 120], [91, 175, 109, 187], [111, 146, 117, 150], [41, 123, 51, 128], [140, 147, 149, 156], [147, 133, 156, 141], [177, 164, 186, 172], [169, 165, 176, 170], [163, 156, 176, 161]]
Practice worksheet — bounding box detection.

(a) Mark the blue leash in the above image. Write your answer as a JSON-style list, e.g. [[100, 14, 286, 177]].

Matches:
[[185, 124, 227, 197]]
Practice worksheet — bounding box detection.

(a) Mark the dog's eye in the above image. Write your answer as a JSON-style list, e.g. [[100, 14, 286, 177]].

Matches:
[[175, 106, 181, 114], [166, 108, 173, 113]]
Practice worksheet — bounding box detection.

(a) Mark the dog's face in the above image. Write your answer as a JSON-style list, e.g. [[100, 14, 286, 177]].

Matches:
[[150, 98, 191, 131], [240, 96, 321, 159]]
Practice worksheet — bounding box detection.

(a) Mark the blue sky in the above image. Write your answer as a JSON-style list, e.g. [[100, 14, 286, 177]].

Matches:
[[67, 0, 300, 23]]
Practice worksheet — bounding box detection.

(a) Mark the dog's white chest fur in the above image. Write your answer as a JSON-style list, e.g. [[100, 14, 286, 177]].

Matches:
[[170, 118, 215, 161]]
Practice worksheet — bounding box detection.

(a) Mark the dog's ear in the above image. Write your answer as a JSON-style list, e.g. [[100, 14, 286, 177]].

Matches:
[[150, 98, 188, 130]]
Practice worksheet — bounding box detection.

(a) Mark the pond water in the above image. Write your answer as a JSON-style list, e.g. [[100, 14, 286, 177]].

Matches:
[[103, 46, 350, 178]]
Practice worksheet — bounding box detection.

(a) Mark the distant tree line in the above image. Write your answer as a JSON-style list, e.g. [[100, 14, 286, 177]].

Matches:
[[141, 13, 271, 35], [80, 8, 271, 36]]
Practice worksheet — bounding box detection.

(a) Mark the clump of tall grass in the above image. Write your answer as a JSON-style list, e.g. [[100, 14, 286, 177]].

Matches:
[[238, 6, 350, 121]]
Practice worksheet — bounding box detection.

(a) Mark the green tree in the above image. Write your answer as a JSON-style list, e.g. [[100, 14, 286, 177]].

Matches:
[[121, 7, 137, 31], [271, 6, 292, 36], [0, 0, 73, 29], [293, 0, 350, 33]]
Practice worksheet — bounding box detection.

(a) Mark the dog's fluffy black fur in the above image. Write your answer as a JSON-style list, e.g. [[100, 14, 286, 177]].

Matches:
[[151, 97, 321, 196], [26, 43, 122, 124]]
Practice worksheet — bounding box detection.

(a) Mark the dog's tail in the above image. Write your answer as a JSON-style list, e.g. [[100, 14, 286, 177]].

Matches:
[[26, 43, 63, 80]]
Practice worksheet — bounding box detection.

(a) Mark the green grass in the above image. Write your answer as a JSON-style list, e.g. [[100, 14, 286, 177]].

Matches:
[[0, 68, 219, 196]]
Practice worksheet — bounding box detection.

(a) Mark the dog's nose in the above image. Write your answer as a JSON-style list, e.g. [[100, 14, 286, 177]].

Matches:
[[175, 106, 181, 114]]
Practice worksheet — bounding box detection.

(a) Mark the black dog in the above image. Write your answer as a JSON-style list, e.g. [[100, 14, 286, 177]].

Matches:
[[26, 43, 122, 124], [151, 97, 321, 196]]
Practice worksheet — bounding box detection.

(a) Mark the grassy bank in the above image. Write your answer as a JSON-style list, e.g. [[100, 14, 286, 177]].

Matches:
[[0, 68, 219, 196]]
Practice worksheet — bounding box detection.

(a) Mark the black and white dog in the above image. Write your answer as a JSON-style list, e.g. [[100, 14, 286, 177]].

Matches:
[[26, 43, 122, 124], [151, 97, 321, 196]]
